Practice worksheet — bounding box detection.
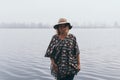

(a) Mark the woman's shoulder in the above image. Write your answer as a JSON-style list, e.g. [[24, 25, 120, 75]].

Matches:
[[52, 34, 58, 38], [51, 34, 58, 39], [68, 33, 76, 39]]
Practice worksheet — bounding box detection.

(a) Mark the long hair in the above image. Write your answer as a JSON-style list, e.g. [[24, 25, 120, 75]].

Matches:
[[56, 28, 60, 35]]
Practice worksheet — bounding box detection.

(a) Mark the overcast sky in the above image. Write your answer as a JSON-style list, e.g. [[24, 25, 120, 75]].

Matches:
[[0, 0, 120, 26]]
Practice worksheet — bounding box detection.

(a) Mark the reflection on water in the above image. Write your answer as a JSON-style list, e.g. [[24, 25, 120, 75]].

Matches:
[[0, 29, 120, 80]]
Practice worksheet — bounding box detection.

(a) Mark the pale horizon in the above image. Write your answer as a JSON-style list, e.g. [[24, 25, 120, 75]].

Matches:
[[0, 0, 120, 26]]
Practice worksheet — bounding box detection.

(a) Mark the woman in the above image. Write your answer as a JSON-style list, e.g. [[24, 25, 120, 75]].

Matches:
[[45, 18, 80, 80]]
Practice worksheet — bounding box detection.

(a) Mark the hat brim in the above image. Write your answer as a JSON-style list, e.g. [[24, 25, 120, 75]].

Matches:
[[54, 23, 72, 29]]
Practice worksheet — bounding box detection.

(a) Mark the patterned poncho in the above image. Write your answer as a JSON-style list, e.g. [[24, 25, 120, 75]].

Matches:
[[45, 34, 80, 78]]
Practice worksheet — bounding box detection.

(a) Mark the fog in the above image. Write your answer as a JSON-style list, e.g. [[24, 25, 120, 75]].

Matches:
[[0, 0, 120, 26]]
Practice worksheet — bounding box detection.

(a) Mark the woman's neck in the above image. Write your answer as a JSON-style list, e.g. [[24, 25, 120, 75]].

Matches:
[[61, 33, 67, 36], [59, 33, 68, 40]]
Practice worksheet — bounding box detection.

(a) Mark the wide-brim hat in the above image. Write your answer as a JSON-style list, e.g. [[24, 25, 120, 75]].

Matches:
[[54, 18, 72, 29]]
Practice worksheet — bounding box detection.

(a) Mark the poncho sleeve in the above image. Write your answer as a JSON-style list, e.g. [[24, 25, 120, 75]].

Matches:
[[74, 35, 80, 55], [45, 35, 56, 58]]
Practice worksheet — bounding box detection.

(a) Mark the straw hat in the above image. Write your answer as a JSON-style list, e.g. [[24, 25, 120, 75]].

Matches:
[[54, 18, 72, 29]]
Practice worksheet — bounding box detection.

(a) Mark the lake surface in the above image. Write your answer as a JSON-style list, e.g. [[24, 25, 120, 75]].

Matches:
[[0, 28, 120, 80]]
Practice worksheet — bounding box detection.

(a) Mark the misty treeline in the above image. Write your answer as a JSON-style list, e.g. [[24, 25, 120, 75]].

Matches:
[[0, 23, 49, 28], [0, 22, 120, 28]]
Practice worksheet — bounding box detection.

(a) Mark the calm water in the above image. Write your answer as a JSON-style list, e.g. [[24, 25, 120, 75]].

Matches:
[[0, 28, 120, 80]]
